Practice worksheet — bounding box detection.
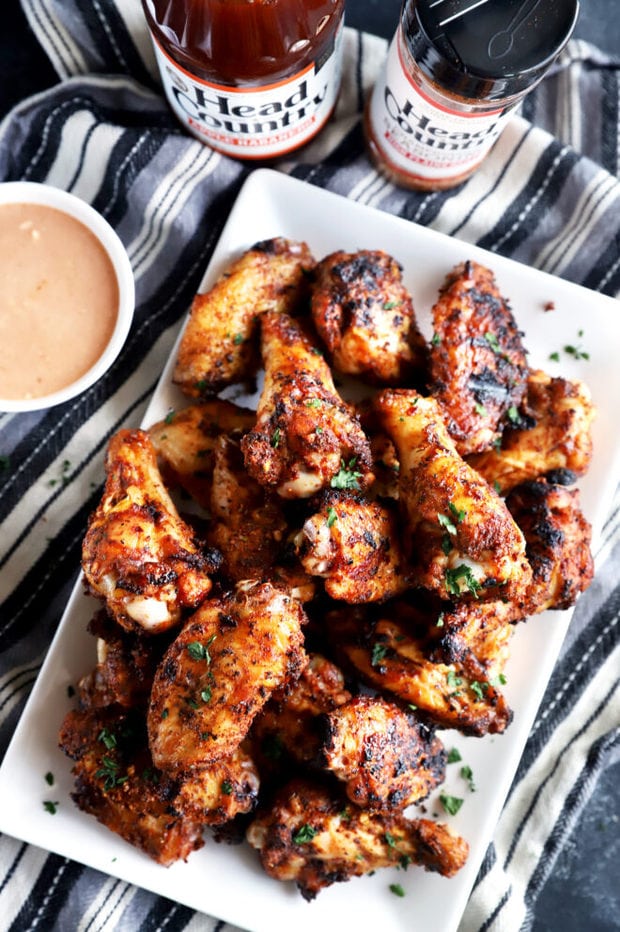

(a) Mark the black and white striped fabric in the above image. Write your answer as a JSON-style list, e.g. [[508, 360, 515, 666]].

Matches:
[[1, 2, 618, 930]]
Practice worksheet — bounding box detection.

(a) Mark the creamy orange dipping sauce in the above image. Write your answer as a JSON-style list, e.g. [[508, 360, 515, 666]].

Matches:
[[0, 202, 119, 400]]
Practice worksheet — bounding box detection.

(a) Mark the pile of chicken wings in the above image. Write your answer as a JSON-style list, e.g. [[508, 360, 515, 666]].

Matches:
[[60, 237, 595, 900]]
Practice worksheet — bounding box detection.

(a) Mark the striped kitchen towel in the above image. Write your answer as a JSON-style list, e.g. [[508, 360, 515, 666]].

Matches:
[[0, 2, 619, 931]]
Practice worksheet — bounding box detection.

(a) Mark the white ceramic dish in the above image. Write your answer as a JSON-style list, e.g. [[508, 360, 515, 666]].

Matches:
[[1, 169, 618, 932], [0, 181, 134, 412]]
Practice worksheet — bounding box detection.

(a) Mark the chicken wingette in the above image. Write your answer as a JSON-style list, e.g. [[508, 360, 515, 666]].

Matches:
[[241, 311, 373, 498], [506, 479, 594, 614], [310, 249, 427, 384], [59, 707, 204, 865], [149, 399, 255, 510], [246, 777, 469, 900], [295, 489, 409, 603], [374, 389, 531, 603], [468, 369, 595, 494], [82, 429, 220, 635], [319, 695, 446, 811], [174, 237, 315, 396], [175, 741, 260, 826], [327, 604, 512, 736], [429, 261, 528, 455], [148, 580, 307, 772]]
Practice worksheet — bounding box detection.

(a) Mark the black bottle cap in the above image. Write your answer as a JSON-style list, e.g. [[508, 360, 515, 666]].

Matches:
[[404, 0, 579, 101]]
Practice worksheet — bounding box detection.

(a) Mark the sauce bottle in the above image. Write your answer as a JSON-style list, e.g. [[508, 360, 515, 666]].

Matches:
[[142, 0, 345, 159], [365, 0, 579, 191]]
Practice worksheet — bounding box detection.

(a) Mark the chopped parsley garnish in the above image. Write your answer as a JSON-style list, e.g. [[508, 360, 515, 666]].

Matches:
[[446, 669, 463, 693], [232, 332, 245, 345], [161, 708, 169, 720], [440, 793, 464, 816], [484, 331, 501, 353], [98, 728, 117, 751], [441, 535, 452, 556], [449, 502, 466, 523], [95, 756, 128, 792], [389, 883, 405, 897], [507, 404, 520, 425], [164, 409, 175, 424], [445, 564, 481, 597], [382, 300, 402, 310], [461, 765, 476, 792], [371, 642, 389, 667], [436, 613, 445, 628], [470, 680, 489, 701], [438, 512, 457, 536], [187, 635, 216, 664], [326, 506, 338, 528], [447, 747, 462, 764], [549, 351, 560, 362], [293, 824, 317, 844], [305, 398, 322, 408], [330, 457, 363, 491], [200, 687, 212, 704], [408, 703, 418, 712], [43, 800, 59, 815], [271, 428, 281, 449], [45, 771, 55, 786], [221, 779, 233, 795], [431, 331, 441, 347], [384, 831, 398, 848], [474, 402, 487, 417], [564, 344, 589, 360], [489, 672, 508, 687]]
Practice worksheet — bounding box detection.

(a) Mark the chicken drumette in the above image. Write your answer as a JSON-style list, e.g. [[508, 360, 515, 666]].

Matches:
[[429, 261, 528, 455], [374, 389, 531, 603], [247, 778, 468, 900], [310, 249, 427, 384], [295, 489, 409, 603], [82, 429, 220, 635], [174, 237, 315, 396], [241, 311, 373, 498]]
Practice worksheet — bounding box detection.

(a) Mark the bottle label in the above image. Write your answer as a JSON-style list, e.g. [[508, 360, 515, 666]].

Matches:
[[150, 22, 343, 159], [369, 32, 512, 182]]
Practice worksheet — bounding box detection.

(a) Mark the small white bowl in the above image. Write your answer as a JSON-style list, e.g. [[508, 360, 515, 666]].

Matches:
[[0, 181, 134, 412]]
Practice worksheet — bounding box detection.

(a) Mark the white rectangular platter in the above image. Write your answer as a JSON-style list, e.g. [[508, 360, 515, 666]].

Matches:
[[1, 168, 619, 932]]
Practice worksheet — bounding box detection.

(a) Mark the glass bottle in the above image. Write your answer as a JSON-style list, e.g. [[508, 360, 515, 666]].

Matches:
[[365, 0, 579, 191], [142, 0, 345, 159]]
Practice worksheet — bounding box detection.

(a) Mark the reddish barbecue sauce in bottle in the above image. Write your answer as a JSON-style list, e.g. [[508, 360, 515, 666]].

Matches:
[[365, 0, 579, 191], [142, 0, 345, 159]]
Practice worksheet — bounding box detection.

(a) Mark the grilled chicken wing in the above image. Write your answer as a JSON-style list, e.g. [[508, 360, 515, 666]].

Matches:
[[468, 369, 595, 494], [77, 611, 168, 711], [295, 490, 409, 603], [506, 479, 594, 614], [429, 261, 528, 455], [310, 250, 427, 384], [176, 742, 260, 826], [374, 390, 531, 603], [319, 695, 446, 811], [149, 400, 255, 510], [174, 237, 315, 396], [428, 599, 519, 679], [246, 778, 468, 900], [82, 429, 220, 635], [241, 311, 373, 498], [59, 707, 204, 865], [327, 604, 512, 736], [148, 581, 307, 772], [252, 652, 352, 771]]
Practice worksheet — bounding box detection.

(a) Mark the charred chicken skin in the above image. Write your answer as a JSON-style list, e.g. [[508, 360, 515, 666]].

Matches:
[[246, 777, 469, 900], [319, 695, 446, 811], [327, 604, 512, 736], [149, 399, 255, 511], [374, 389, 531, 603], [310, 249, 427, 384], [506, 479, 594, 614], [59, 707, 204, 865], [82, 429, 220, 635], [468, 369, 595, 494], [173, 237, 315, 396], [241, 311, 373, 499], [148, 580, 307, 772], [295, 489, 409, 603], [429, 261, 528, 455]]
